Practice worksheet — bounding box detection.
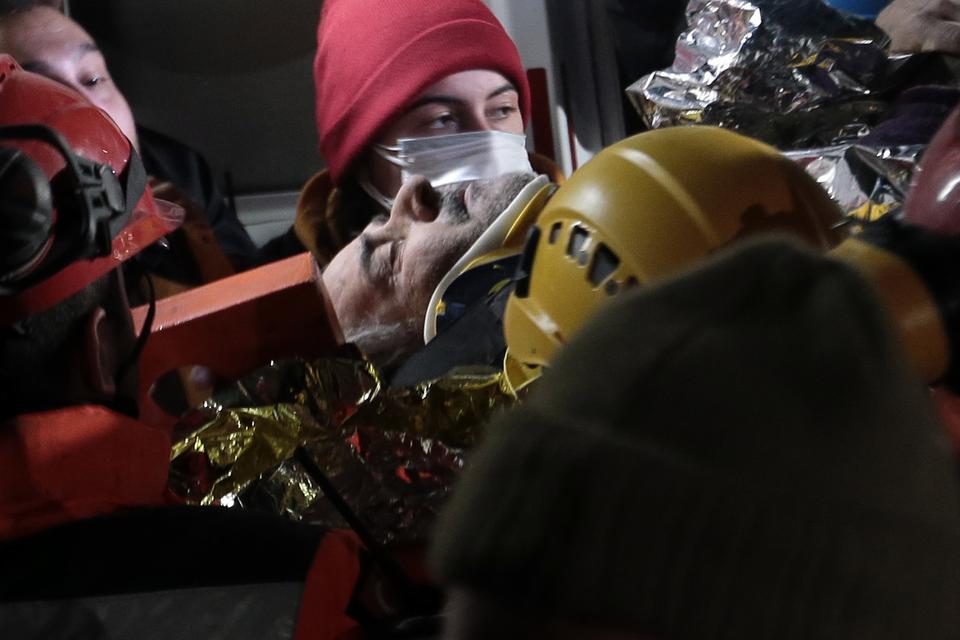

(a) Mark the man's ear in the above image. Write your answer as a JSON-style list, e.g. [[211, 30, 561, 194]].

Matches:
[[82, 306, 117, 397]]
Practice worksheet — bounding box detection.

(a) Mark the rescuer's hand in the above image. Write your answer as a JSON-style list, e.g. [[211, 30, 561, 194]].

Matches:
[[877, 0, 960, 54]]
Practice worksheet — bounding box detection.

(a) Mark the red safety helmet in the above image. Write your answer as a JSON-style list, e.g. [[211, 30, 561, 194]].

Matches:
[[903, 104, 960, 233], [0, 54, 182, 326]]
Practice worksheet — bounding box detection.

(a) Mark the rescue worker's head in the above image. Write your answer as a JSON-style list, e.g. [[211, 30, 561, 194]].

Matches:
[[0, 3, 139, 150], [322, 170, 536, 367], [502, 126, 846, 390], [313, 0, 530, 200], [434, 238, 960, 639], [0, 56, 180, 418]]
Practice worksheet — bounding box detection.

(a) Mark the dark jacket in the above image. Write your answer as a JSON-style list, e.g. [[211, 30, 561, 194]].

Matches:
[[139, 126, 259, 272]]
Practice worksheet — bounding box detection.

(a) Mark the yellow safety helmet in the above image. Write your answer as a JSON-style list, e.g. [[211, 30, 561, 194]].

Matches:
[[504, 126, 847, 391]]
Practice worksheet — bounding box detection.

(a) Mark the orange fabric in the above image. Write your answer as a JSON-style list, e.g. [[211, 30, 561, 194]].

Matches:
[[294, 170, 341, 268], [294, 530, 365, 640], [293, 153, 565, 268], [179, 217, 236, 284], [0, 405, 171, 541], [530, 151, 566, 186]]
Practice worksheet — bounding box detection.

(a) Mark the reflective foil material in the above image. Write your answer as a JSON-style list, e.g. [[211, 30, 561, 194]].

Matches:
[[788, 144, 922, 220], [627, 0, 896, 146], [169, 358, 514, 544]]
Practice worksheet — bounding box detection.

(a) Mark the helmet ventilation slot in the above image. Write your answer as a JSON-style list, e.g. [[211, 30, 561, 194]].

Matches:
[[588, 243, 620, 288], [567, 225, 590, 261]]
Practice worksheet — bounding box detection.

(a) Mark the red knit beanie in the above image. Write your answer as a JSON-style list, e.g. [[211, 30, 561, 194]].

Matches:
[[314, 0, 531, 184]]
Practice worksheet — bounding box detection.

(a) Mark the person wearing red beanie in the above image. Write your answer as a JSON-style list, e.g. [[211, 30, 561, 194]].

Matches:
[[258, 0, 564, 268], [314, 0, 531, 186]]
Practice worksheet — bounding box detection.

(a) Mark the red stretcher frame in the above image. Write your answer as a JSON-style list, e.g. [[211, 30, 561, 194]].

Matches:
[[131, 252, 343, 430]]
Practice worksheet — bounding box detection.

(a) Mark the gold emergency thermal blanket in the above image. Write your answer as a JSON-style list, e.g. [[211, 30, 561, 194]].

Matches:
[[169, 357, 515, 543]]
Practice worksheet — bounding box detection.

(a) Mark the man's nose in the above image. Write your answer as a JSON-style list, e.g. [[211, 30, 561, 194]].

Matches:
[[391, 175, 441, 223]]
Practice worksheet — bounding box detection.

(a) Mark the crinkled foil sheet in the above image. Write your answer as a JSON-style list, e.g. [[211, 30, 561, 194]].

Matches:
[[627, 0, 899, 147], [169, 358, 515, 544], [625, 0, 927, 217], [788, 144, 922, 220]]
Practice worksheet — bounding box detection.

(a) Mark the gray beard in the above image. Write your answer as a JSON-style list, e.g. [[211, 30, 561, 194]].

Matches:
[[423, 171, 540, 291], [345, 317, 423, 370], [352, 171, 540, 370], [437, 171, 538, 227]]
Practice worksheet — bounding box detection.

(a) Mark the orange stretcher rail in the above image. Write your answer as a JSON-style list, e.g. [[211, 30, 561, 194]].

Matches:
[[131, 252, 344, 430]]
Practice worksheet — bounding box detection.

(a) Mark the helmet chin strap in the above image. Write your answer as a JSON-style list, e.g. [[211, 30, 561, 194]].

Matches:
[[109, 266, 156, 419]]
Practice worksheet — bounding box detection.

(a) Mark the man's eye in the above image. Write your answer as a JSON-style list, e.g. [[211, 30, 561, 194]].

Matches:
[[81, 74, 106, 88], [389, 240, 403, 279], [371, 241, 401, 285]]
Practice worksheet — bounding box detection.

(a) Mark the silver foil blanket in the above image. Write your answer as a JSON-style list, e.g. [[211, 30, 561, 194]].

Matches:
[[788, 144, 922, 219], [627, 0, 908, 147]]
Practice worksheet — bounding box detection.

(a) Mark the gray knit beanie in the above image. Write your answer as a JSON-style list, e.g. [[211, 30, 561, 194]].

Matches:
[[432, 237, 960, 639]]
